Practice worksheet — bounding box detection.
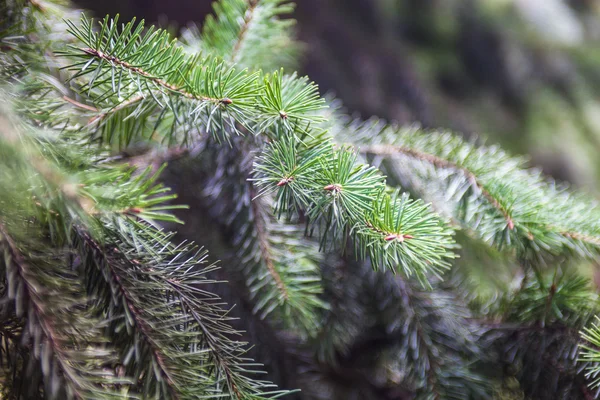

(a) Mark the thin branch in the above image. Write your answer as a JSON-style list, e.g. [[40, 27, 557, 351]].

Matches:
[[394, 277, 442, 399], [62, 95, 98, 112], [363, 145, 600, 249], [361, 144, 515, 229], [87, 94, 144, 126], [78, 230, 179, 399], [560, 231, 600, 247], [0, 224, 84, 400], [230, 0, 260, 63], [250, 189, 289, 300], [365, 221, 414, 243], [179, 298, 243, 400], [80, 48, 228, 104]]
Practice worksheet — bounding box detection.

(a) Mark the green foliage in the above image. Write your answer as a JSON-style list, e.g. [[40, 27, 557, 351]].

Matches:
[[3, 0, 600, 399], [194, 0, 299, 71]]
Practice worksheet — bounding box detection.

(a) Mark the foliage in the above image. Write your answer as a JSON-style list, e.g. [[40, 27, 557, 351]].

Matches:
[[2, 0, 600, 399]]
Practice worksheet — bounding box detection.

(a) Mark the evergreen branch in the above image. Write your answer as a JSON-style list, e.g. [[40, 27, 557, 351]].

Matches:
[[561, 231, 600, 247], [487, 268, 600, 398], [63, 15, 323, 147], [77, 229, 180, 398], [199, 0, 299, 71], [63, 15, 264, 143], [231, 0, 259, 62], [1, 88, 284, 398], [0, 224, 127, 400], [373, 274, 488, 399], [76, 219, 289, 399], [250, 195, 289, 299], [334, 116, 600, 260], [361, 144, 516, 230], [198, 139, 327, 337], [78, 47, 223, 103], [253, 134, 456, 284], [581, 317, 600, 389]]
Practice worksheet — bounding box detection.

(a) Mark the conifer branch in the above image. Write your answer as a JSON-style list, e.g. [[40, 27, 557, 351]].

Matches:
[[7, 1, 600, 397], [75, 221, 287, 399], [79, 48, 225, 104], [561, 231, 600, 247], [197, 140, 327, 336], [333, 116, 600, 261], [361, 144, 516, 230], [87, 94, 143, 125], [231, 0, 259, 63], [77, 230, 179, 398], [251, 194, 289, 300], [0, 224, 126, 400], [253, 137, 455, 284], [200, 0, 299, 71]]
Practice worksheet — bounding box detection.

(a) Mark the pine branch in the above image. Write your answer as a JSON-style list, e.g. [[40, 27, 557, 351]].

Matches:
[[199, 138, 327, 337], [253, 134, 456, 285], [486, 268, 600, 399], [231, 0, 259, 61], [76, 220, 289, 399], [362, 144, 516, 230], [0, 86, 287, 398], [250, 195, 289, 299], [198, 0, 299, 71], [372, 273, 489, 399], [333, 116, 600, 260], [0, 224, 128, 400], [77, 230, 179, 397], [62, 15, 263, 144], [78, 47, 223, 103]]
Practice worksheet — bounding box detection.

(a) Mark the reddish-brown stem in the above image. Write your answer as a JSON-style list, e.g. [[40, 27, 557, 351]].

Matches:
[[362, 144, 516, 230], [249, 191, 289, 300], [79, 231, 179, 399], [80, 48, 226, 104], [230, 0, 260, 63]]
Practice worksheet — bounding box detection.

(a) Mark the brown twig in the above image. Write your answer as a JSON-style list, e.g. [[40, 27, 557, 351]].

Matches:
[[361, 144, 516, 230], [80, 48, 228, 104], [249, 190, 289, 300], [79, 230, 180, 399], [230, 0, 260, 63]]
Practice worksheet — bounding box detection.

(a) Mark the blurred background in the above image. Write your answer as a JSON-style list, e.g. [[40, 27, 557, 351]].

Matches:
[[74, 0, 600, 191]]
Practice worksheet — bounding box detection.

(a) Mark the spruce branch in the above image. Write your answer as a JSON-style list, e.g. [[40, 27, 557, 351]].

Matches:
[[0, 224, 128, 400], [334, 116, 600, 260], [230, 0, 259, 61], [76, 220, 289, 399], [253, 134, 456, 284], [198, 0, 299, 71], [484, 268, 600, 399], [199, 138, 327, 337], [62, 15, 324, 148], [372, 274, 488, 399], [63, 15, 263, 144], [250, 195, 289, 299], [362, 144, 516, 231], [0, 88, 287, 398]]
